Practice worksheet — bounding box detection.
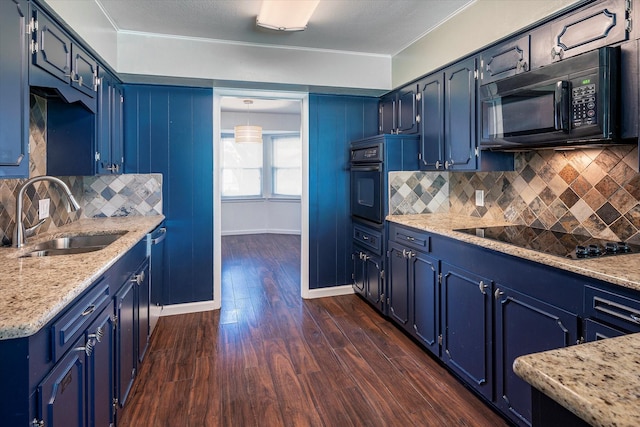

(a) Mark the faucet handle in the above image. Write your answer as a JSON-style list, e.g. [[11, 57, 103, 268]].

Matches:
[[24, 218, 47, 238]]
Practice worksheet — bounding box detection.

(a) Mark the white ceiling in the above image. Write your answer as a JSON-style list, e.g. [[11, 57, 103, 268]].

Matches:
[[96, 0, 474, 56], [221, 96, 301, 114]]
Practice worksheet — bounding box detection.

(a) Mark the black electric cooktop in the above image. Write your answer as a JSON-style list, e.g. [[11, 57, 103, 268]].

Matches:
[[454, 225, 640, 260]]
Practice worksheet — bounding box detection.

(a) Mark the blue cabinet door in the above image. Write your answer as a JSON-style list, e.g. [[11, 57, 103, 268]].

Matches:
[[96, 70, 124, 174], [352, 250, 366, 297], [418, 73, 445, 170], [87, 305, 115, 427], [411, 251, 439, 354], [387, 241, 410, 327], [495, 284, 578, 426], [441, 262, 492, 400], [0, 0, 29, 177], [136, 261, 151, 363], [116, 281, 136, 408], [444, 57, 478, 170], [37, 336, 86, 427]]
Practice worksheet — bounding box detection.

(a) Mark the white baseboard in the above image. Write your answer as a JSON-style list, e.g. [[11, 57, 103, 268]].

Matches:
[[221, 229, 301, 236], [159, 299, 219, 316], [301, 284, 355, 299]]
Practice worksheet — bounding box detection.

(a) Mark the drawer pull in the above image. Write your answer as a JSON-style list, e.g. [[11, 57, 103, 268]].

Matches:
[[630, 314, 640, 324], [362, 235, 369, 240], [407, 236, 415, 241], [81, 304, 96, 317]]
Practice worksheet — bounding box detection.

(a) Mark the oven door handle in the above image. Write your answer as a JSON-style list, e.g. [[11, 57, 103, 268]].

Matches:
[[351, 165, 382, 172]]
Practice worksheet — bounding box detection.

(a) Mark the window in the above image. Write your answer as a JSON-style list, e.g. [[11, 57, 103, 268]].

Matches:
[[221, 134, 301, 198], [272, 135, 302, 196], [221, 136, 263, 197]]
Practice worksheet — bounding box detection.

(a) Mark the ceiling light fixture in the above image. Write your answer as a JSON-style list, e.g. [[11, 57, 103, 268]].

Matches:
[[234, 100, 263, 144], [256, 0, 320, 32]]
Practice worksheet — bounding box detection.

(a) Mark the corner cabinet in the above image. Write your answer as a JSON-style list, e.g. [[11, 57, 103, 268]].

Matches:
[[419, 57, 478, 171], [379, 84, 419, 135], [29, 4, 98, 113], [0, 0, 29, 178]]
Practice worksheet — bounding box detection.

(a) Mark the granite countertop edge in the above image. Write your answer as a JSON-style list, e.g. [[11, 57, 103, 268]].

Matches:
[[0, 215, 164, 340]]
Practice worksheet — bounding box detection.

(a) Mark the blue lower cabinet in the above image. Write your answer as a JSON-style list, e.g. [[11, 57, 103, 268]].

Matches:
[[37, 335, 87, 427], [87, 306, 116, 427], [440, 262, 493, 401], [494, 285, 578, 426], [116, 280, 136, 409], [352, 247, 384, 312], [411, 251, 439, 354]]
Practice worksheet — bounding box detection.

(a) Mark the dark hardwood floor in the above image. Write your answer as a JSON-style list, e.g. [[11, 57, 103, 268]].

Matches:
[[118, 234, 509, 427]]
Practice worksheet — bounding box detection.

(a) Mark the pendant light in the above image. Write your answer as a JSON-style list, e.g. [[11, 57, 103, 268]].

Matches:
[[234, 100, 263, 143]]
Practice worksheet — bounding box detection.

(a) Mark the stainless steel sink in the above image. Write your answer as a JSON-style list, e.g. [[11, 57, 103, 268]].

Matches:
[[20, 232, 127, 258]]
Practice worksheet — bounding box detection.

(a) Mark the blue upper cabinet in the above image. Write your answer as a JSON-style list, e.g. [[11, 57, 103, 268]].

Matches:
[[29, 4, 98, 113], [0, 0, 29, 178], [308, 94, 378, 289], [378, 84, 419, 135], [96, 68, 124, 174], [417, 57, 478, 171]]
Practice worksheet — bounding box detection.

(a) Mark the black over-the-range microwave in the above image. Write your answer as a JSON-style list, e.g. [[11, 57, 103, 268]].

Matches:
[[479, 46, 621, 150]]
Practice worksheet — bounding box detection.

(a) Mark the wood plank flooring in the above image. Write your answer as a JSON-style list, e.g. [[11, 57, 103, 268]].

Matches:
[[118, 234, 509, 427]]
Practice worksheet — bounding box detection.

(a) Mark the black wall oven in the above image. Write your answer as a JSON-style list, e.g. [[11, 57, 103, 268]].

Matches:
[[350, 143, 384, 224]]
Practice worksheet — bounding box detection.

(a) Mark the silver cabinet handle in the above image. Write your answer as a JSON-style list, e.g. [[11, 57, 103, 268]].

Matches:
[[81, 304, 96, 317], [406, 236, 415, 242], [551, 45, 564, 60], [478, 280, 488, 295], [630, 314, 640, 324], [435, 161, 442, 169], [494, 288, 505, 300]]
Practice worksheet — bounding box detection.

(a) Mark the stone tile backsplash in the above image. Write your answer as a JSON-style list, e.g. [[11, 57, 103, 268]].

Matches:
[[0, 94, 163, 245], [389, 145, 640, 243]]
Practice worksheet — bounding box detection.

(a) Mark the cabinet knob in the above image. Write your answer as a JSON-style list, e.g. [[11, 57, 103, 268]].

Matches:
[[630, 314, 640, 324], [494, 288, 505, 300], [435, 160, 442, 169]]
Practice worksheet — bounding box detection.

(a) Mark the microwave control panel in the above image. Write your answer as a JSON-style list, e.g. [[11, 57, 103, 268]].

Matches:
[[572, 82, 597, 128]]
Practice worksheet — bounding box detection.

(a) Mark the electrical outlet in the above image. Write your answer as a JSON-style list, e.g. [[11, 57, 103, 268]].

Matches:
[[475, 190, 484, 207], [39, 198, 50, 220]]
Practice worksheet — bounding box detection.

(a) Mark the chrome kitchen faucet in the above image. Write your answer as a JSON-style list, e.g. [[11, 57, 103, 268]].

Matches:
[[13, 176, 81, 248]]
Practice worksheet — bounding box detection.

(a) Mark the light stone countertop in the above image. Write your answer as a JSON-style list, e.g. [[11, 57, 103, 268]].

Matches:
[[0, 215, 164, 340], [387, 212, 640, 427], [513, 335, 640, 427], [387, 213, 640, 291]]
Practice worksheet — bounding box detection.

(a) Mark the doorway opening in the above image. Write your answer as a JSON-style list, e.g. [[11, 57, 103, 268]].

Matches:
[[213, 89, 310, 310]]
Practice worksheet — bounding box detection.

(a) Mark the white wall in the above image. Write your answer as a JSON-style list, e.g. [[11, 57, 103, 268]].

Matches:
[[221, 199, 301, 235], [391, 0, 582, 87], [43, 0, 119, 69], [117, 32, 391, 90]]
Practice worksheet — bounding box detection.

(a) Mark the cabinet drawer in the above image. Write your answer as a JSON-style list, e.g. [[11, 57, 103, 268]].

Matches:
[[584, 286, 640, 334], [353, 224, 382, 255], [390, 224, 430, 252], [51, 279, 110, 361]]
